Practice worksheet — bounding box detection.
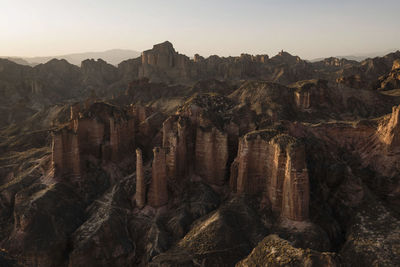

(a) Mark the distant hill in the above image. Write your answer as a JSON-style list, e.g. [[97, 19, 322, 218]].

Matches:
[[0, 57, 33, 66], [310, 49, 399, 62], [5, 49, 141, 66]]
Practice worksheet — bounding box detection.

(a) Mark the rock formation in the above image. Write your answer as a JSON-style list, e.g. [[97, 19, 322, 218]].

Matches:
[[52, 128, 81, 178], [3, 42, 400, 267], [236, 235, 340, 267], [148, 147, 168, 207], [195, 126, 229, 186], [377, 67, 400, 91], [51, 102, 136, 180], [162, 116, 190, 184], [135, 148, 146, 209], [230, 130, 310, 221], [139, 41, 191, 83]]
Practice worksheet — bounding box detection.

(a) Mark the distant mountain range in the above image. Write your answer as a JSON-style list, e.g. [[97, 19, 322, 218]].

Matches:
[[310, 49, 399, 62], [1, 49, 141, 66]]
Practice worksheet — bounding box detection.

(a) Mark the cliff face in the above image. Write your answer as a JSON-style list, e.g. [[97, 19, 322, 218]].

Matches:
[[161, 94, 237, 187], [51, 102, 136, 180], [52, 129, 81, 178], [162, 116, 191, 184], [148, 147, 168, 207], [230, 130, 310, 221], [109, 117, 135, 162], [195, 127, 229, 186], [139, 41, 191, 83], [281, 142, 309, 221]]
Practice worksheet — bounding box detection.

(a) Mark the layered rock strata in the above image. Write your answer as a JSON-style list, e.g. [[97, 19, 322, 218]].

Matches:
[[195, 126, 229, 186], [230, 130, 309, 221], [162, 116, 191, 183], [52, 102, 136, 180]]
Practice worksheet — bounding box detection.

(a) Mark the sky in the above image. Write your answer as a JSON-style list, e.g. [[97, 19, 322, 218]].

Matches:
[[0, 0, 399, 59]]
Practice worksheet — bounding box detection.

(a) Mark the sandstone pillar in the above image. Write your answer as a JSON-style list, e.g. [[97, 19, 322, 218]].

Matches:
[[136, 148, 146, 209], [281, 145, 310, 221], [148, 147, 168, 207]]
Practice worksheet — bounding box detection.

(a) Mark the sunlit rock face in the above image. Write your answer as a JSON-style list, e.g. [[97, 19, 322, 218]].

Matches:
[[230, 129, 310, 221]]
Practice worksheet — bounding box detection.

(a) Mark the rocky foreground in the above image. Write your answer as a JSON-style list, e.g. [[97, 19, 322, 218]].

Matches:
[[0, 42, 400, 266]]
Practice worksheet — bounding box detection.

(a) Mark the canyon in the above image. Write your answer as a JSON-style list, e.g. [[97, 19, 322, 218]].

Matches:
[[0, 41, 400, 266]]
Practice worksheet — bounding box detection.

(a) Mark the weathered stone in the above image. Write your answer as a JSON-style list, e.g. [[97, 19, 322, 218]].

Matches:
[[52, 129, 81, 178], [136, 148, 146, 209], [148, 147, 168, 207], [195, 127, 228, 186], [230, 130, 310, 221]]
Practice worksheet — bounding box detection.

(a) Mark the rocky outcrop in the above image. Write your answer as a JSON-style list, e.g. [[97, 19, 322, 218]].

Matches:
[[290, 80, 328, 110], [109, 117, 135, 161], [230, 130, 310, 221], [195, 126, 229, 186], [377, 68, 400, 91], [139, 41, 191, 83], [236, 234, 340, 267], [161, 94, 238, 187], [52, 129, 81, 178], [51, 102, 136, 180], [148, 147, 168, 208], [81, 59, 118, 89], [294, 90, 311, 109], [151, 198, 267, 267], [376, 105, 400, 149], [393, 59, 400, 70], [162, 116, 190, 184], [281, 142, 309, 221]]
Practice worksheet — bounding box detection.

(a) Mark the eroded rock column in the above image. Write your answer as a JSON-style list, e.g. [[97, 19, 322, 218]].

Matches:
[[135, 148, 146, 209], [148, 147, 168, 207], [195, 127, 228, 186], [281, 144, 310, 221]]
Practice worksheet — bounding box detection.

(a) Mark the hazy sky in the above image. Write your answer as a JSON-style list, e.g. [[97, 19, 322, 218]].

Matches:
[[0, 0, 399, 59]]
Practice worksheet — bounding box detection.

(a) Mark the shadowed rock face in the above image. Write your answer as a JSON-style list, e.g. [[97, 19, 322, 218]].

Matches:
[[148, 147, 168, 207], [135, 148, 145, 209], [52, 102, 136, 182], [1, 43, 400, 267]]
